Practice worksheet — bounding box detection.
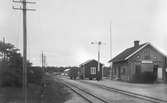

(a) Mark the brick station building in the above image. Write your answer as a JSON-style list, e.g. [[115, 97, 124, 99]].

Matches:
[[109, 41, 167, 83]]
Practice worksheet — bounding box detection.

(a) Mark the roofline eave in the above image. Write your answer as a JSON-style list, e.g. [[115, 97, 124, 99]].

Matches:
[[125, 43, 149, 60], [109, 59, 128, 63]]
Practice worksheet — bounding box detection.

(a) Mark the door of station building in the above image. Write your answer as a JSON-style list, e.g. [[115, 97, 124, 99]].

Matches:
[[157, 68, 163, 80], [153, 65, 158, 81], [117, 66, 121, 79]]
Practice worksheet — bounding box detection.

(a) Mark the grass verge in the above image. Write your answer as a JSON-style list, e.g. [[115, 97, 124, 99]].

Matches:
[[0, 75, 71, 103]]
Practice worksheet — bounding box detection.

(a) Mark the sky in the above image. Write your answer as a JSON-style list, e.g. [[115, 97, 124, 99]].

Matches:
[[0, 0, 167, 66]]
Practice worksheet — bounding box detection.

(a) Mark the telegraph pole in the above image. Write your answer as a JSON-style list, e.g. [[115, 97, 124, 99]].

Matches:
[[44, 55, 47, 72], [42, 51, 44, 70], [2, 37, 5, 60], [13, 1, 36, 103], [109, 22, 113, 80], [41, 51, 47, 73], [3, 37, 5, 44]]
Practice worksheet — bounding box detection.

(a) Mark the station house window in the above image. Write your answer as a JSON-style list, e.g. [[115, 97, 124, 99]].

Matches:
[[90, 67, 96, 74]]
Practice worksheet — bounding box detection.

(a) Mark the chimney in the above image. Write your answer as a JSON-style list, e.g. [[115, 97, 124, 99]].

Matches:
[[134, 40, 139, 47]]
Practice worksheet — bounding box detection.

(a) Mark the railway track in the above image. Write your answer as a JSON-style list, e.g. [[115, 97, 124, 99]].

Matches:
[[80, 80, 167, 103], [61, 79, 111, 103]]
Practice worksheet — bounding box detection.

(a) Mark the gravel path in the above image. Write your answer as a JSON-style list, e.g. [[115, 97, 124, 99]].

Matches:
[[61, 77, 153, 103]]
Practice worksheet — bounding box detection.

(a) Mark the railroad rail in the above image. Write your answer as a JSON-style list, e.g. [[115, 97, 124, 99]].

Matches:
[[60, 79, 111, 103], [80, 81, 167, 103]]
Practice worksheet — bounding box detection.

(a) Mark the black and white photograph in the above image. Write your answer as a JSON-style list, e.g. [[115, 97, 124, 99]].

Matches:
[[0, 0, 167, 103]]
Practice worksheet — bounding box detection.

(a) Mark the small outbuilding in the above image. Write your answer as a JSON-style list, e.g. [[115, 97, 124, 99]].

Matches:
[[68, 67, 78, 80], [79, 59, 103, 80], [64, 69, 70, 76], [109, 41, 167, 83]]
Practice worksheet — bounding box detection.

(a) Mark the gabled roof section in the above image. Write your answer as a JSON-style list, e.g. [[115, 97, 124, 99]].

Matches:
[[109, 42, 167, 63], [79, 59, 103, 66], [109, 43, 147, 63]]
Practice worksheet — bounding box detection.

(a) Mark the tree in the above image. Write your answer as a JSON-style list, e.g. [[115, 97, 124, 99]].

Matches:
[[0, 41, 43, 87]]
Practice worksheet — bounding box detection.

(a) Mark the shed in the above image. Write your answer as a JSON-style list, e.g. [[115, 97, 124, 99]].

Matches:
[[64, 69, 70, 76], [79, 59, 103, 80]]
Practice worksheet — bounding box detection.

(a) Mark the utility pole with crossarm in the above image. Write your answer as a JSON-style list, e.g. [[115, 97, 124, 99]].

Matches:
[[41, 51, 47, 73], [12, 0, 36, 103]]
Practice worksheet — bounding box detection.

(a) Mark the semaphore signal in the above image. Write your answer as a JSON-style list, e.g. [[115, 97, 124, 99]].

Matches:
[[91, 41, 105, 80]]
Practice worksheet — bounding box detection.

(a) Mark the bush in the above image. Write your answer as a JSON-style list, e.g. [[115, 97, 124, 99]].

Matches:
[[0, 63, 44, 87], [0, 63, 22, 87], [27, 67, 44, 85]]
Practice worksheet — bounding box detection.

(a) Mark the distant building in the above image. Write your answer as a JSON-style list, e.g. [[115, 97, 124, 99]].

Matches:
[[68, 67, 78, 80], [109, 41, 167, 83], [64, 69, 70, 76], [79, 59, 103, 80]]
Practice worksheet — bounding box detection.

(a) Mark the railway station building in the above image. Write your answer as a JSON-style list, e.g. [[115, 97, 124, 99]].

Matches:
[[79, 59, 103, 80], [109, 41, 167, 83]]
